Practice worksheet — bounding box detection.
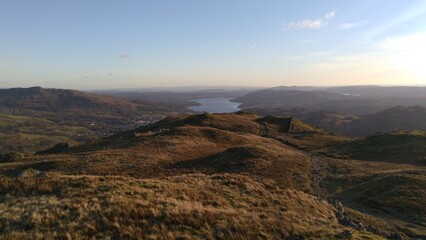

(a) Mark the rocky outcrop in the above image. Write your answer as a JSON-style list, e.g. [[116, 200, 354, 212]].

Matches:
[[36, 141, 71, 154], [332, 199, 405, 239], [386, 232, 403, 240]]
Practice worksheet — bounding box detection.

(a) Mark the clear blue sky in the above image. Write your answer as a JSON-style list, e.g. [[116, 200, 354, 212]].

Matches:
[[1, 0, 426, 89]]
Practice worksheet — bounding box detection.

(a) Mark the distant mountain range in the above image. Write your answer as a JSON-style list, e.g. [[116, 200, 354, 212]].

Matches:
[[234, 86, 426, 136], [234, 86, 426, 115], [0, 86, 177, 116]]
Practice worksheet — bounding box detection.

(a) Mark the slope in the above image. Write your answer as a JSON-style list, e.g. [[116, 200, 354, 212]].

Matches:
[[332, 130, 426, 165], [0, 112, 388, 239], [0, 87, 182, 153]]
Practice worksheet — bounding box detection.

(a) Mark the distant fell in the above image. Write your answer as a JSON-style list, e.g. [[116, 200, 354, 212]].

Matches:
[[333, 130, 426, 165], [0, 86, 174, 115], [0, 87, 181, 153], [234, 87, 426, 115], [338, 105, 426, 136]]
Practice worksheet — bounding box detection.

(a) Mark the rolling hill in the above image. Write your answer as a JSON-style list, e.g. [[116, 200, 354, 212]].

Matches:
[[0, 86, 177, 116], [1, 112, 425, 238], [0, 113, 349, 239], [234, 87, 426, 115], [336, 106, 426, 136], [332, 130, 426, 165], [0, 87, 182, 153], [249, 105, 426, 137], [233, 89, 349, 109]]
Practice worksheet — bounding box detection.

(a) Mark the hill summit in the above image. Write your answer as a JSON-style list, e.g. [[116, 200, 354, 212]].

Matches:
[[0, 86, 174, 114], [1, 112, 424, 239]]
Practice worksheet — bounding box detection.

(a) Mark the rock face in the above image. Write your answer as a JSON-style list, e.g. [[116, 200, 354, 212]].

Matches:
[[259, 122, 270, 136], [332, 200, 406, 239], [36, 142, 71, 154], [387, 232, 403, 240], [333, 200, 366, 231], [0, 152, 24, 163]]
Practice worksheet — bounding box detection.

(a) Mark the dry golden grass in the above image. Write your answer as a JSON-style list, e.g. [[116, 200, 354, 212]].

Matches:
[[318, 157, 426, 237], [8, 124, 312, 191], [0, 173, 369, 239], [0, 113, 406, 239]]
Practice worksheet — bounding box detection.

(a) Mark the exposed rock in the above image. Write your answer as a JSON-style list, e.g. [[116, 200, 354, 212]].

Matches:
[[18, 168, 45, 178], [259, 122, 270, 136], [386, 232, 403, 240], [334, 200, 345, 219], [340, 212, 359, 229], [366, 225, 380, 235], [333, 200, 368, 232], [357, 222, 366, 231]]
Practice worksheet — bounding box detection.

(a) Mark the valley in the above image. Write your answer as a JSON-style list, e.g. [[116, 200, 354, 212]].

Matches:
[[0, 87, 185, 152], [4, 2, 426, 239]]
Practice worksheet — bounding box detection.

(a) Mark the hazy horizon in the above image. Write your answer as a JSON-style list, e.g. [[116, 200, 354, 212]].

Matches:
[[4, 84, 426, 92], [2, 1, 426, 89]]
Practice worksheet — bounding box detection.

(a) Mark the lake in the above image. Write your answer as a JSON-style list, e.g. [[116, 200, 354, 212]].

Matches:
[[188, 98, 241, 113]]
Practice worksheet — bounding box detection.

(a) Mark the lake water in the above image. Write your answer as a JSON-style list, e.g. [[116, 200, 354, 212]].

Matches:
[[188, 98, 241, 113]]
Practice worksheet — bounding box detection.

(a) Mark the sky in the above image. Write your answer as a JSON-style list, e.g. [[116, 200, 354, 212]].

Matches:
[[1, 0, 426, 89]]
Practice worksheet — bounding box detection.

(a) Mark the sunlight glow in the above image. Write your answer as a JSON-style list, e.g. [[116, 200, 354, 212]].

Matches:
[[380, 33, 426, 80]]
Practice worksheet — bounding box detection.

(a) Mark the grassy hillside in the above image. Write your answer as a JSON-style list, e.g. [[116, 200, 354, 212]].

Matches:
[[250, 105, 426, 137], [0, 173, 378, 239], [0, 86, 175, 115], [0, 87, 184, 153], [1, 112, 422, 239], [338, 106, 426, 136], [0, 113, 97, 153], [254, 115, 352, 152], [25, 113, 312, 191], [332, 131, 426, 165], [319, 157, 426, 237], [0, 113, 350, 239]]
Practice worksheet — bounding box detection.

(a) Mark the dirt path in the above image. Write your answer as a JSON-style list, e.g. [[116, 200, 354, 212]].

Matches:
[[268, 134, 331, 196]]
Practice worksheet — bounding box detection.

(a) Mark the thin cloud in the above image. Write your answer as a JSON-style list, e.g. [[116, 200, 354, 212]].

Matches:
[[339, 21, 368, 30], [119, 53, 129, 59], [284, 11, 336, 30], [325, 11, 336, 20], [287, 19, 326, 30], [249, 43, 256, 51]]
